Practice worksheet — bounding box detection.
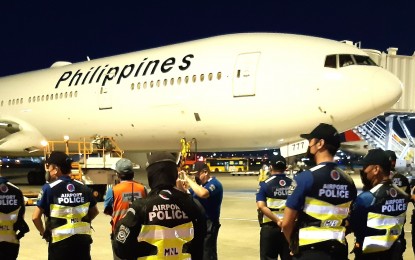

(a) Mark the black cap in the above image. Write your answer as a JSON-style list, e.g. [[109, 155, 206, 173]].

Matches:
[[360, 148, 391, 172], [300, 123, 340, 149], [46, 151, 72, 169], [384, 150, 397, 161], [191, 161, 209, 174], [270, 155, 286, 168], [147, 152, 177, 168]]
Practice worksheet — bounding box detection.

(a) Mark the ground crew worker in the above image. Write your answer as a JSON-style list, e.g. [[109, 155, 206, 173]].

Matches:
[[258, 164, 269, 182], [0, 172, 29, 260], [183, 161, 223, 260], [385, 149, 409, 259], [32, 151, 99, 260], [113, 151, 206, 259], [256, 154, 292, 260], [282, 123, 357, 259], [104, 158, 148, 260], [349, 148, 409, 259]]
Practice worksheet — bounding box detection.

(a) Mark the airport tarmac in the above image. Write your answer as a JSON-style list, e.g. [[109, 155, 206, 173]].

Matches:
[[2, 168, 414, 259]]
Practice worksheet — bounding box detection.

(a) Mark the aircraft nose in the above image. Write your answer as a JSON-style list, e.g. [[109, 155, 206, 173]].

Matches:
[[371, 70, 402, 111]]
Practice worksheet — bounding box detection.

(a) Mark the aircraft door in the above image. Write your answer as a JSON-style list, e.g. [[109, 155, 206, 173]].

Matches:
[[233, 52, 260, 97], [99, 86, 112, 110]]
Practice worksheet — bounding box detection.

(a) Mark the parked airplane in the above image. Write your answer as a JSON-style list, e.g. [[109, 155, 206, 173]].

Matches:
[[0, 33, 402, 156]]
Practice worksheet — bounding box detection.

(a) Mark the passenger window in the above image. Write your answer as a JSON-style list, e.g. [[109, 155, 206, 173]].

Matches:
[[170, 78, 174, 85], [339, 54, 354, 67], [217, 72, 222, 80], [131, 83, 134, 90], [324, 55, 337, 68], [8, 100, 11, 105], [157, 80, 160, 87], [28, 97, 31, 103], [177, 77, 182, 85], [20, 98, 23, 104], [41, 95, 45, 101], [163, 79, 167, 86], [137, 82, 141, 90], [143, 82, 147, 89], [74, 91, 78, 97], [37, 96, 40, 102], [150, 81, 154, 88], [46, 95, 49, 101], [51, 94, 54, 100], [185, 76, 189, 84], [59, 93, 63, 99], [192, 75, 196, 83], [55, 94, 58, 99], [200, 74, 204, 82], [208, 73, 213, 81], [69, 92, 73, 98]]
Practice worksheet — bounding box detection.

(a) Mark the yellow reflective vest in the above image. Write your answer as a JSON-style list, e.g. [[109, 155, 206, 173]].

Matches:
[[0, 208, 20, 244], [137, 222, 194, 260], [50, 202, 91, 243], [262, 198, 285, 224], [299, 197, 351, 246]]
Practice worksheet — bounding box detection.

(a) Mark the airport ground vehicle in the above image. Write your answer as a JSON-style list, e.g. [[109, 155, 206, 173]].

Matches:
[[39, 136, 123, 201], [206, 157, 249, 172]]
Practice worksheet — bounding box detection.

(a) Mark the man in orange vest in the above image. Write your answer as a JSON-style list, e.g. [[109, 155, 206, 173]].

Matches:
[[104, 158, 148, 260]]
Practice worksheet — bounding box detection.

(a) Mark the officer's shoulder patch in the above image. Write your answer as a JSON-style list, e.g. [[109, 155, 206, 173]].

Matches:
[[209, 184, 216, 191], [116, 224, 130, 244], [0, 183, 9, 193], [288, 179, 297, 195]]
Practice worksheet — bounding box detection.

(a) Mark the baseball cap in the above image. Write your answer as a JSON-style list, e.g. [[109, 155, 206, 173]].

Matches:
[[360, 148, 391, 172], [384, 150, 397, 161], [113, 158, 134, 174], [146, 152, 177, 168], [270, 155, 286, 168], [300, 123, 340, 148], [45, 151, 72, 168], [191, 161, 209, 174]]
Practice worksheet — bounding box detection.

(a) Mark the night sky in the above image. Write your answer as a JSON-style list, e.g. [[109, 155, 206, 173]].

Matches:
[[1, 1, 415, 78]]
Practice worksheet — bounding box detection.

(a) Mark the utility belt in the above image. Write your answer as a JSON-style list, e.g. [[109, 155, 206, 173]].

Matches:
[[299, 240, 347, 254]]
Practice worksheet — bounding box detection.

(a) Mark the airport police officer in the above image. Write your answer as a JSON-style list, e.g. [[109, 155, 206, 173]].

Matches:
[[184, 161, 223, 260], [256, 154, 292, 260], [32, 151, 99, 260], [0, 173, 29, 260], [349, 148, 409, 259], [385, 149, 410, 258], [282, 123, 357, 259], [104, 158, 148, 260], [113, 152, 206, 260]]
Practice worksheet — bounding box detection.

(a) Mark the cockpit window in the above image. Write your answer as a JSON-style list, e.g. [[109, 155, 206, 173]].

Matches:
[[353, 55, 377, 65], [324, 55, 337, 68], [339, 54, 354, 67], [324, 54, 377, 68]]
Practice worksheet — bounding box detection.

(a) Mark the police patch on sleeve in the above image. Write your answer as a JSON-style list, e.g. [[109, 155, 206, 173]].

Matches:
[[288, 179, 297, 196], [116, 224, 130, 244], [208, 184, 216, 192]]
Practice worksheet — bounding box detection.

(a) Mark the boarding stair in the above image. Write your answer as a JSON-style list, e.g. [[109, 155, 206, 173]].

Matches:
[[353, 115, 415, 161]]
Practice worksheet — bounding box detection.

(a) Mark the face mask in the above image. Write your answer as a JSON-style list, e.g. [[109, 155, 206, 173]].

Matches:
[[360, 169, 372, 190], [195, 175, 202, 185], [306, 146, 315, 162]]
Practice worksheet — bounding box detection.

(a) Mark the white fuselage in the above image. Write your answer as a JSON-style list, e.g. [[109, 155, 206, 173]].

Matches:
[[0, 33, 402, 154]]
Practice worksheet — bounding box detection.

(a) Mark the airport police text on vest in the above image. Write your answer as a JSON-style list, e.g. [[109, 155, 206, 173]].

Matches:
[[148, 203, 188, 222], [382, 198, 407, 213], [58, 193, 85, 204], [318, 184, 350, 198], [0, 194, 18, 205]]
